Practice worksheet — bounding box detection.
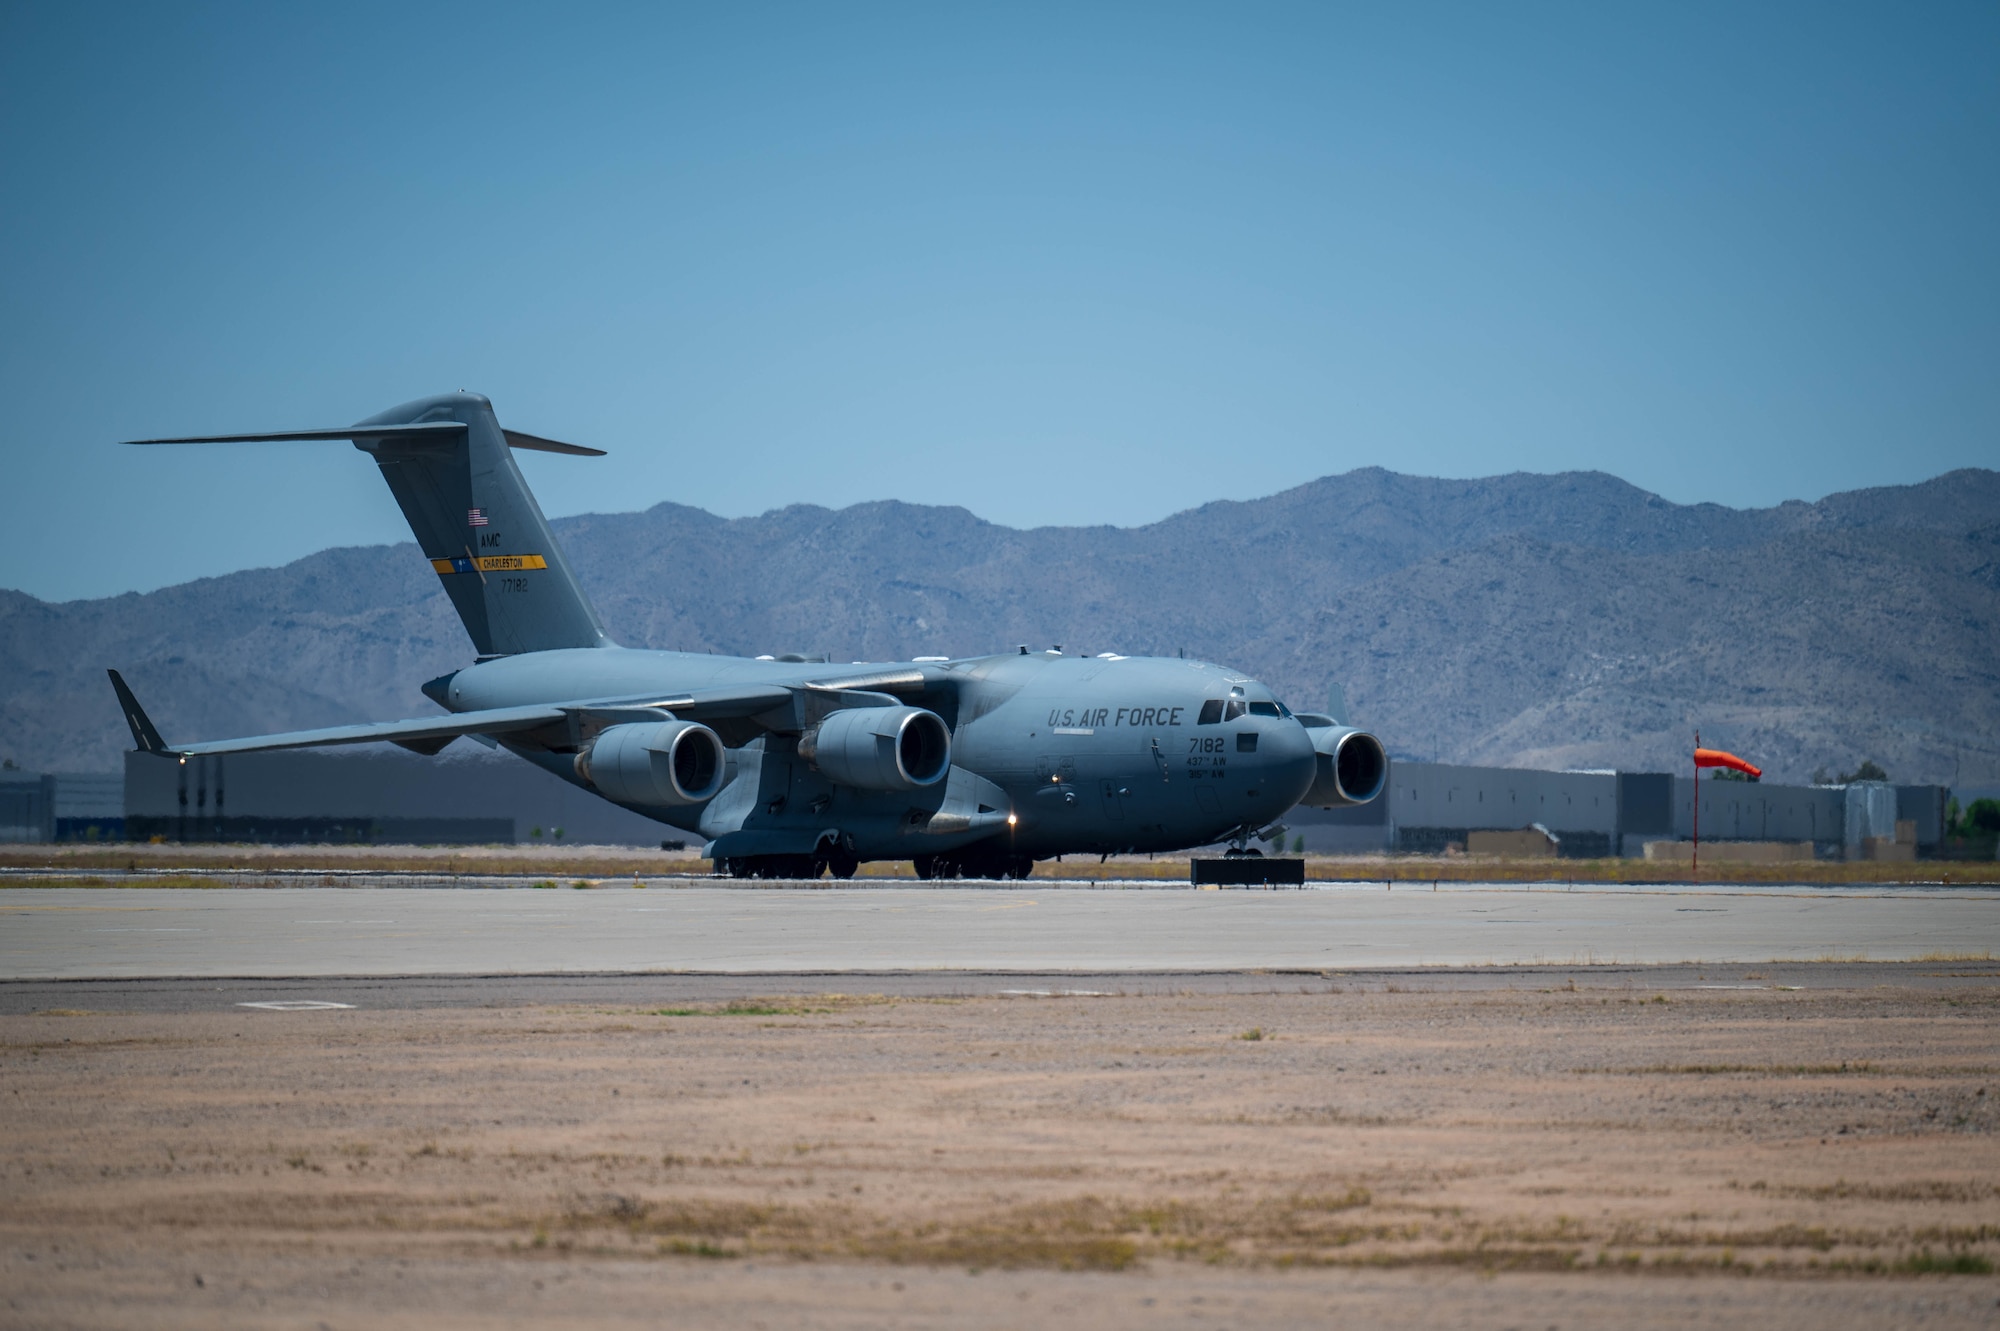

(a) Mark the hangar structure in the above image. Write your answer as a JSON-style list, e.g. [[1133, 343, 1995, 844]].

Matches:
[[1291, 762, 1949, 860]]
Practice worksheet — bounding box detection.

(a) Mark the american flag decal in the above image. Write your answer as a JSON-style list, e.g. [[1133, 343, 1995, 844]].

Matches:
[[467, 508, 489, 527]]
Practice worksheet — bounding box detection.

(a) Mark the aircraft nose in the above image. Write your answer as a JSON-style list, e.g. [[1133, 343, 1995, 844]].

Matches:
[[1265, 720, 1318, 805]]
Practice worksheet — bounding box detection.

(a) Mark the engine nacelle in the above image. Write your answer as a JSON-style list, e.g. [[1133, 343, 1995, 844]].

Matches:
[[575, 720, 726, 808], [798, 705, 951, 792], [1300, 725, 1388, 807]]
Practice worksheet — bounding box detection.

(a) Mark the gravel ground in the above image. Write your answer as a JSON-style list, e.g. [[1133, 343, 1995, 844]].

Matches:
[[4, 974, 1998, 1326]]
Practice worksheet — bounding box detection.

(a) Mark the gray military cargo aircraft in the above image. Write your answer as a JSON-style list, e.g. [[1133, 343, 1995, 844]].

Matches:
[[109, 392, 1386, 879]]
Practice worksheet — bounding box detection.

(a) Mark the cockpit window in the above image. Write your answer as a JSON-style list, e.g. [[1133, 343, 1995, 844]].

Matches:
[[1224, 699, 1247, 721], [1197, 699, 1224, 725], [1248, 701, 1285, 718]]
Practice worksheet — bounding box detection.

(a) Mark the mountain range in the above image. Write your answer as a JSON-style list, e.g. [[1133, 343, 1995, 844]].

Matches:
[[4, 467, 1996, 786]]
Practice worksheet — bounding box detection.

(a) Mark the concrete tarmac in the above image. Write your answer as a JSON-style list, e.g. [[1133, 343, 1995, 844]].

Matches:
[[3, 882, 1997, 979]]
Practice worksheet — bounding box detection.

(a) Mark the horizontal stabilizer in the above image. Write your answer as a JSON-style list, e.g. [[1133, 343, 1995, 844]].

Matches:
[[120, 391, 615, 658], [122, 423, 606, 456], [502, 429, 606, 456], [122, 421, 468, 447]]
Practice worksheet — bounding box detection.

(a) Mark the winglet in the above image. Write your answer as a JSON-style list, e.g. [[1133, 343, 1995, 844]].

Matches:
[[107, 669, 171, 755]]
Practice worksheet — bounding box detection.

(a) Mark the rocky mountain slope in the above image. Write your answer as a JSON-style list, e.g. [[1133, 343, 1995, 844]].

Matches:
[[4, 467, 1995, 784]]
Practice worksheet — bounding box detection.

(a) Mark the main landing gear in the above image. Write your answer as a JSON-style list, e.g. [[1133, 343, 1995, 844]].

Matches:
[[717, 848, 1032, 882], [719, 849, 859, 881], [913, 852, 1034, 881]]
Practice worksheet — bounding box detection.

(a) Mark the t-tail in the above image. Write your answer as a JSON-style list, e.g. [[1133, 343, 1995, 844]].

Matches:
[[126, 392, 614, 657]]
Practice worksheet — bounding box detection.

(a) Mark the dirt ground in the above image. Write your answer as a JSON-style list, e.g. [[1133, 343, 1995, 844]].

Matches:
[[4, 972, 1999, 1327]]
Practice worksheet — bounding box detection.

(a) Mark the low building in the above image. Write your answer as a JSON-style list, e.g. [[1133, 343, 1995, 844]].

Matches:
[[122, 748, 675, 846], [0, 770, 57, 843], [1290, 762, 1950, 860], [51, 771, 124, 842], [1292, 762, 1623, 857], [1669, 777, 1845, 854]]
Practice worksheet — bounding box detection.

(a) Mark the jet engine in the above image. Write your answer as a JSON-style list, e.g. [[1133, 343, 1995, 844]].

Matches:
[[1300, 725, 1388, 807], [798, 705, 951, 792], [575, 720, 726, 807]]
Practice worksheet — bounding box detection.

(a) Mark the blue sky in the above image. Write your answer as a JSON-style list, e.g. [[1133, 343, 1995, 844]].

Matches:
[[2, 1, 1995, 602]]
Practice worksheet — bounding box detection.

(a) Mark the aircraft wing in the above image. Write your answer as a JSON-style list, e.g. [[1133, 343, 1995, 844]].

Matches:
[[574, 671, 931, 727], [107, 673, 812, 761], [173, 707, 569, 757], [574, 681, 915, 747], [108, 671, 571, 758], [599, 684, 798, 721], [108, 670, 939, 761]]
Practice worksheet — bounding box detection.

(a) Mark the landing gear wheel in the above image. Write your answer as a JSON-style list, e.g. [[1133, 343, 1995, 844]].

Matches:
[[913, 854, 937, 881], [826, 850, 859, 880]]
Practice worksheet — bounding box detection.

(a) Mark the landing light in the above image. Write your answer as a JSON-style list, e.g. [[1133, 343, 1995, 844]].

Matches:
[[1007, 813, 1018, 827]]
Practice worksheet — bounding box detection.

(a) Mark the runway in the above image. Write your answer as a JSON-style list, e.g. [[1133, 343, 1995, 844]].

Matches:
[[3, 881, 1996, 980]]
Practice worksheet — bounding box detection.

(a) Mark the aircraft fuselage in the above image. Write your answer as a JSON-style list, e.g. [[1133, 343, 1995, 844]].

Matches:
[[443, 645, 1318, 868]]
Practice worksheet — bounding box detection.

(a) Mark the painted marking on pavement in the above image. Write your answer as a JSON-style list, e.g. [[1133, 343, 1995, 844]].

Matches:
[[235, 1001, 356, 1011]]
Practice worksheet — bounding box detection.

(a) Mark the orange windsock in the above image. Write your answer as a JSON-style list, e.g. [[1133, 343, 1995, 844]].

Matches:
[[1694, 747, 1761, 779]]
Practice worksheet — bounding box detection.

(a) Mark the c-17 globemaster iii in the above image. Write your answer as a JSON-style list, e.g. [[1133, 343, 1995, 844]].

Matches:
[[108, 392, 1386, 878]]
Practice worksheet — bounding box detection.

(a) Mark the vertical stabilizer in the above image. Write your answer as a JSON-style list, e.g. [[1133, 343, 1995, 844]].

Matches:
[[353, 393, 613, 656]]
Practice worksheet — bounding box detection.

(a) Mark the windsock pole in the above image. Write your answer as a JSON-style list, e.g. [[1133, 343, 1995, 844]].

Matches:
[[1692, 730, 1700, 876]]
